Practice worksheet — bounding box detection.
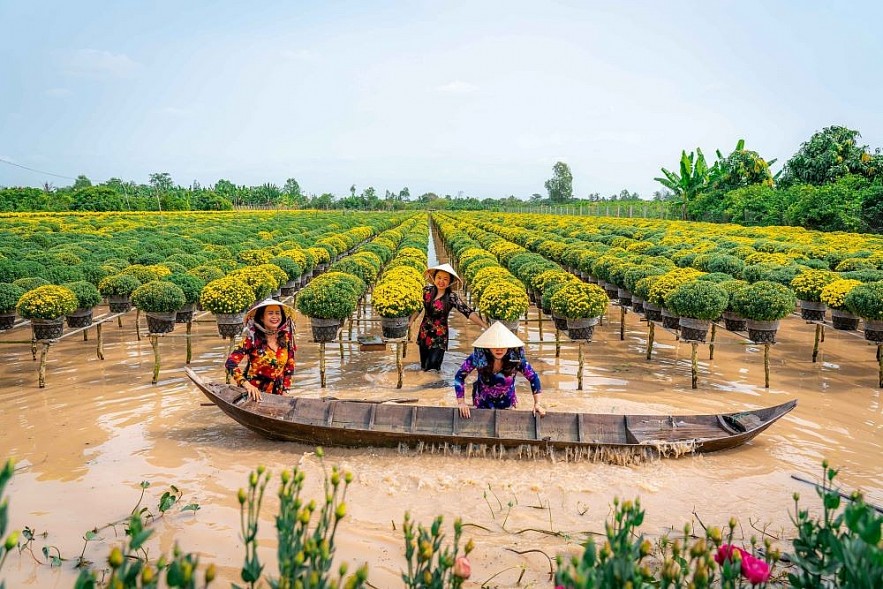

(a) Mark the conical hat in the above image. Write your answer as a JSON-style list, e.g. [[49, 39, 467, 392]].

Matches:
[[244, 298, 296, 323], [424, 263, 463, 291], [472, 321, 524, 349]]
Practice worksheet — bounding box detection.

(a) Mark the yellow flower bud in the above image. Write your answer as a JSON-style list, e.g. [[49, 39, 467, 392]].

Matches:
[[109, 546, 124, 569]]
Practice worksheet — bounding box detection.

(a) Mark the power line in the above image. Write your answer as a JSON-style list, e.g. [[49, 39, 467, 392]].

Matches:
[[0, 157, 77, 181]]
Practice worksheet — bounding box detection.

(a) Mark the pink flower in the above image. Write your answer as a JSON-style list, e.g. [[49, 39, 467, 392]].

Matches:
[[714, 544, 746, 565], [741, 555, 771, 585], [453, 555, 471, 579]]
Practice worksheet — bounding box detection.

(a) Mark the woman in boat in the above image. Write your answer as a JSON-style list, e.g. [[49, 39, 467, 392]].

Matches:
[[225, 298, 297, 402], [453, 321, 544, 419], [413, 263, 486, 372]]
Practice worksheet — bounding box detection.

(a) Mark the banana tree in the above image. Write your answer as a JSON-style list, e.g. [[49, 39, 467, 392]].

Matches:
[[654, 149, 711, 220]]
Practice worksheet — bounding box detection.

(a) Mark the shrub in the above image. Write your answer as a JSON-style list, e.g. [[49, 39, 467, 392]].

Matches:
[[119, 264, 171, 284], [834, 257, 877, 272], [664, 280, 729, 320], [704, 253, 745, 277], [718, 279, 749, 312], [550, 283, 609, 319], [98, 273, 142, 297], [228, 266, 277, 300], [166, 273, 205, 305], [12, 276, 50, 292], [188, 264, 226, 284], [732, 281, 796, 321], [297, 278, 359, 320], [16, 284, 78, 319], [269, 256, 303, 282], [820, 279, 862, 311], [647, 268, 704, 306], [63, 280, 102, 309], [0, 283, 25, 314], [132, 281, 187, 313], [372, 280, 423, 318], [790, 270, 838, 302], [200, 277, 254, 314], [844, 281, 883, 320], [478, 281, 529, 321]]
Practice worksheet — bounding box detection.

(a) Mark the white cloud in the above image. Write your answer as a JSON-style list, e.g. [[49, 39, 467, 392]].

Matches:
[[279, 48, 318, 62], [45, 88, 72, 97], [65, 49, 139, 78], [435, 80, 477, 94]]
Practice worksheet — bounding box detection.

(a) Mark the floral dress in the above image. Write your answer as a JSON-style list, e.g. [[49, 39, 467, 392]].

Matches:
[[454, 348, 542, 409], [418, 285, 474, 351], [225, 322, 296, 395]]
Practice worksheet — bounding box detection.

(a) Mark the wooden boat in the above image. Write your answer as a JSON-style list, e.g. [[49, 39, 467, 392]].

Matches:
[[186, 368, 796, 461]]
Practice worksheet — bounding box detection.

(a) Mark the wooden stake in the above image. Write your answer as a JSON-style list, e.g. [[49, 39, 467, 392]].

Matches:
[[135, 309, 141, 341], [31, 336, 37, 361], [38, 342, 50, 388], [691, 341, 698, 389], [117, 315, 123, 328], [320, 342, 327, 388], [185, 320, 192, 364], [225, 337, 236, 384], [646, 321, 655, 360], [396, 341, 404, 389], [577, 341, 584, 391], [821, 324, 825, 343], [338, 328, 344, 359], [96, 322, 105, 360], [764, 343, 771, 389], [150, 335, 160, 384], [709, 322, 716, 360], [537, 306, 544, 341], [878, 344, 883, 389], [403, 324, 410, 357], [620, 305, 626, 341], [555, 327, 560, 358], [812, 323, 821, 363], [83, 329, 88, 342]]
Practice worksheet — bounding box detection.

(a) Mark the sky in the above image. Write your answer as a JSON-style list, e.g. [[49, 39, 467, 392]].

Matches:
[[1, 0, 881, 200]]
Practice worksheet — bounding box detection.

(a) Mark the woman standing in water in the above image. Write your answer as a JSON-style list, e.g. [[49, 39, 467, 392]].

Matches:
[[414, 263, 486, 372]]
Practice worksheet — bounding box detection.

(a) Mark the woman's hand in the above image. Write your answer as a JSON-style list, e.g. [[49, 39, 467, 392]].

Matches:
[[242, 381, 262, 402], [532, 393, 545, 417], [458, 401, 471, 419]]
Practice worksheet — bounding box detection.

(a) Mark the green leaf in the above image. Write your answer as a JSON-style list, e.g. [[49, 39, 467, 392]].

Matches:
[[181, 503, 200, 512]]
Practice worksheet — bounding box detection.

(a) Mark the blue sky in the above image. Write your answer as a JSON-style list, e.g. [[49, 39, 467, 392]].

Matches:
[[1, 1, 881, 199]]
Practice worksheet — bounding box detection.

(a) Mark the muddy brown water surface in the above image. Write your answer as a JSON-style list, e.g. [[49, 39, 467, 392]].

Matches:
[[2, 283, 882, 586]]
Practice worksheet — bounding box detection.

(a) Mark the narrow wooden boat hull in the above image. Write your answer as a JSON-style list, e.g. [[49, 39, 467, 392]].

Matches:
[[185, 368, 796, 460]]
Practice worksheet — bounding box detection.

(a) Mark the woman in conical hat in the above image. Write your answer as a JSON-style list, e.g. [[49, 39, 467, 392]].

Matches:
[[414, 263, 487, 372], [225, 298, 297, 401], [452, 321, 544, 419]]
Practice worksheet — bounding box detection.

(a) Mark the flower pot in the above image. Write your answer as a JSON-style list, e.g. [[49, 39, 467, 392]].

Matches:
[[175, 303, 197, 323], [495, 318, 520, 333], [0, 312, 15, 331], [310, 316, 341, 342], [863, 319, 883, 342], [746, 319, 780, 344], [631, 297, 644, 314], [31, 317, 64, 340], [542, 304, 552, 316], [281, 280, 299, 297], [617, 288, 632, 307], [551, 313, 569, 331], [830, 309, 859, 331], [678, 317, 711, 342], [314, 263, 328, 276], [721, 311, 747, 332], [566, 316, 599, 341], [603, 283, 619, 299], [107, 295, 132, 313], [146, 311, 177, 334], [215, 311, 246, 338], [643, 302, 662, 322], [380, 315, 409, 339], [66, 307, 94, 329], [661, 308, 680, 330], [799, 300, 827, 322], [585, 276, 598, 284]]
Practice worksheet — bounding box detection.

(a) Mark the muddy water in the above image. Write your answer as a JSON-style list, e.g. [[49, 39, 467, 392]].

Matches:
[[2, 269, 882, 587]]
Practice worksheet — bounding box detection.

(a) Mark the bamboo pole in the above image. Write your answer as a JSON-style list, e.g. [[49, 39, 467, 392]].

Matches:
[[320, 342, 327, 388], [764, 343, 771, 388], [403, 324, 410, 357], [135, 309, 141, 341], [555, 327, 560, 358], [225, 337, 236, 384], [396, 341, 404, 389], [96, 322, 104, 360], [620, 306, 626, 341], [709, 323, 716, 360], [812, 323, 822, 363], [537, 306, 544, 341], [31, 336, 37, 361], [38, 342, 50, 388], [691, 342, 698, 389], [878, 344, 883, 388], [117, 315, 123, 328], [185, 320, 192, 364], [150, 335, 160, 384], [83, 329, 88, 342], [338, 329, 344, 359], [646, 321, 655, 360], [577, 342, 584, 391], [821, 324, 825, 343]]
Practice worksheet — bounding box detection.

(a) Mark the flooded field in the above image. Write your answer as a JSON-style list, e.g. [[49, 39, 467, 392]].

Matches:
[[1, 245, 881, 587]]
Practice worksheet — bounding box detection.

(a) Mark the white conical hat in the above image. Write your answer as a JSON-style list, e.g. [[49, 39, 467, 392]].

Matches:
[[424, 263, 463, 290], [472, 321, 524, 349], [244, 298, 296, 323]]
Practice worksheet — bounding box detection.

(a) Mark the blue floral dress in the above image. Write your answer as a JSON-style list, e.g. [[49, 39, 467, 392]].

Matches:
[[454, 348, 542, 409]]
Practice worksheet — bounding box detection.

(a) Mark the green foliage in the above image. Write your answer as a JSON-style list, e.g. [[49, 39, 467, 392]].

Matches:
[[788, 462, 883, 589], [166, 273, 204, 305], [844, 281, 883, 320], [401, 514, 473, 589], [12, 276, 50, 292], [711, 143, 775, 192], [1, 459, 17, 589], [98, 273, 142, 297], [62, 281, 102, 309], [132, 281, 187, 313], [655, 149, 711, 220], [16, 284, 78, 319], [0, 283, 25, 313], [550, 282, 609, 319], [296, 274, 361, 319], [545, 161, 574, 203], [732, 280, 796, 321], [664, 280, 729, 320], [779, 125, 880, 187]]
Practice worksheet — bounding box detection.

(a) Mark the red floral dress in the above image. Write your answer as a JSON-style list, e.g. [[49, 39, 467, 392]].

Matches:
[[225, 324, 296, 395], [418, 285, 474, 351]]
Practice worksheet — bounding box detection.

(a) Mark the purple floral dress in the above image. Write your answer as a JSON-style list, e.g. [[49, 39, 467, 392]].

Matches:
[[454, 348, 542, 409], [418, 285, 474, 351]]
